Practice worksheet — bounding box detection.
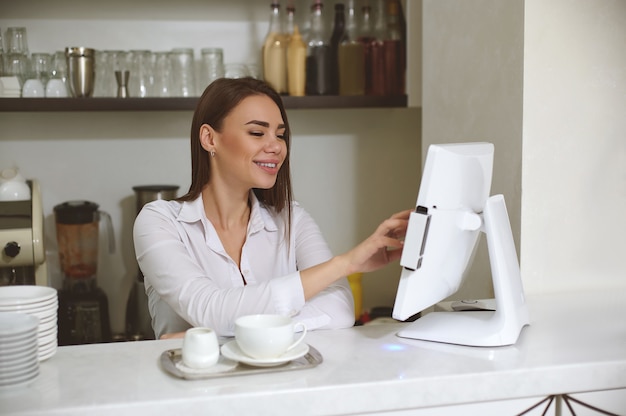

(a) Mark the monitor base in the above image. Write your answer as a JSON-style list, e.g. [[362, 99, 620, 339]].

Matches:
[[396, 194, 529, 347]]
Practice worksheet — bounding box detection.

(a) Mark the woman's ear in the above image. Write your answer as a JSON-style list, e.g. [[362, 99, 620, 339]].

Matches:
[[199, 124, 215, 152]]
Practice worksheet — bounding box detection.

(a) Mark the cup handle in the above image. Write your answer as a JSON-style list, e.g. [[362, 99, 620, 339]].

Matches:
[[287, 322, 307, 351]]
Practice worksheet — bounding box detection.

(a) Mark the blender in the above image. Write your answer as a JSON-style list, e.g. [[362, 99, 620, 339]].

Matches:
[[54, 200, 113, 345]]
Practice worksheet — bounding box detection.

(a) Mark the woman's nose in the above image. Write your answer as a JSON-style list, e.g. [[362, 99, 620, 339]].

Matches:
[[266, 136, 283, 153]]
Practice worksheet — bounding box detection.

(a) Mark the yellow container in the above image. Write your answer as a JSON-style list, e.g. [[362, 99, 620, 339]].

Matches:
[[347, 273, 363, 321]]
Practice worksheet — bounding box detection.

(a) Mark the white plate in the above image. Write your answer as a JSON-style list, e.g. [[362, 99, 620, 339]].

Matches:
[[0, 292, 59, 310], [220, 340, 309, 367], [38, 330, 57, 346], [38, 318, 57, 333], [0, 336, 38, 354], [0, 296, 57, 312], [0, 364, 39, 388], [0, 312, 39, 337], [38, 344, 57, 361], [0, 286, 57, 307], [0, 330, 38, 348], [0, 358, 38, 380]]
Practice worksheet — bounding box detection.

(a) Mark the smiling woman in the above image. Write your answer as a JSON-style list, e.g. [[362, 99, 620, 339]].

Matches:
[[133, 77, 411, 339]]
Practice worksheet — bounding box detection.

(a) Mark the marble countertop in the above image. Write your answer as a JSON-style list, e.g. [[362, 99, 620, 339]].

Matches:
[[2, 288, 625, 415]]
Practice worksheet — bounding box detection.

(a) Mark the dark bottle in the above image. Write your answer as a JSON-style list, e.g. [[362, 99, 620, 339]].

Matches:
[[305, 0, 333, 95], [384, 0, 406, 95], [357, 3, 378, 95], [369, 0, 388, 96], [338, 0, 365, 95], [328, 3, 346, 95]]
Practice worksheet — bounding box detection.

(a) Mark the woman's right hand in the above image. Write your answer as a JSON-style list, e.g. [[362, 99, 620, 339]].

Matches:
[[300, 209, 412, 301], [340, 209, 412, 276]]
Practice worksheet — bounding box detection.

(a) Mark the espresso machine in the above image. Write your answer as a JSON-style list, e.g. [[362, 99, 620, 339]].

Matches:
[[54, 200, 112, 345], [0, 179, 47, 286]]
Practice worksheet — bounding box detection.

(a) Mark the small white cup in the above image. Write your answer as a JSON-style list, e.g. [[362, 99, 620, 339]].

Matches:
[[182, 327, 220, 369], [235, 314, 307, 360]]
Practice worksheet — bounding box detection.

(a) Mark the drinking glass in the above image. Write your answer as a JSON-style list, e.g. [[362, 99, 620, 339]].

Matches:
[[224, 63, 250, 79], [5, 27, 29, 55], [152, 51, 172, 97], [170, 48, 196, 97], [46, 51, 69, 97], [0, 28, 4, 77], [198, 47, 224, 94], [98, 50, 125, 97], [129, 49, 153, 98], [4, 53, 29, 86], [30, 53, 51, 86]]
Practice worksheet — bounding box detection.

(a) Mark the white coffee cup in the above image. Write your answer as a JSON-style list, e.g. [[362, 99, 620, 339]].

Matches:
[[182, 327, 220, 369], [235, 314, 307, 360]]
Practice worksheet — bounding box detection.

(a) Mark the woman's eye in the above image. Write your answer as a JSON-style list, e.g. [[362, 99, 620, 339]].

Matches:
[[250, 131, 263, 137]]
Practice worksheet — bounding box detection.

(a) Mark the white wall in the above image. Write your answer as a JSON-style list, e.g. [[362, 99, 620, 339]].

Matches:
[[421, 0, 625, 298], [0, 0, 422, 333], [522, 0, 626, 293]]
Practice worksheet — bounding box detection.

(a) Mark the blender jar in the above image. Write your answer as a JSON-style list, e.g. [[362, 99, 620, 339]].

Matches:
[[54, 200, 113, 291]]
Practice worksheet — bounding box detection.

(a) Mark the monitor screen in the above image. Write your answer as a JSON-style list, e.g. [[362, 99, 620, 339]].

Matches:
[[391, 142, 529, 346]]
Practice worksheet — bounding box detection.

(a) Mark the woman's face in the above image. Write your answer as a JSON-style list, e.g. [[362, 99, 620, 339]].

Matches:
[[210, 94, 287, 191]]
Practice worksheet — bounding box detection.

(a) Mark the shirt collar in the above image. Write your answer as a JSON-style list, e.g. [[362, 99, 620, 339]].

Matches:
[[176, 191, 279, 233]]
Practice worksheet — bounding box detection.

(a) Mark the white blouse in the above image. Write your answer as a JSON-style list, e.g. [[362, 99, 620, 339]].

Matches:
[[133, 192, 355, 339]]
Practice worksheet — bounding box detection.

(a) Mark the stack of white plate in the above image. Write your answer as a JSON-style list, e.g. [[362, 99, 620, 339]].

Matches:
[[0, 286, 58, 361], [0, 312, 40, 389]]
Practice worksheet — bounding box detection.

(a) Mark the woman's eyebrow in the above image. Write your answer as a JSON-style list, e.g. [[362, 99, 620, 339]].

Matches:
[[245, 120, 285, 129]]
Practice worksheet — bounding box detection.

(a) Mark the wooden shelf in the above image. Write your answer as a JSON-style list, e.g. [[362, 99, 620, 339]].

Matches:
[[0, 95, 407, 112]]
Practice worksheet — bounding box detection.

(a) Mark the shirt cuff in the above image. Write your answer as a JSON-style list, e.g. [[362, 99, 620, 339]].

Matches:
[[269, 272, 306, 317]]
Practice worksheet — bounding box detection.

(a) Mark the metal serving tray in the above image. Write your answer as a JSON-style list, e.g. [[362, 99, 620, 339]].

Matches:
[[160, 344, 323, 380]]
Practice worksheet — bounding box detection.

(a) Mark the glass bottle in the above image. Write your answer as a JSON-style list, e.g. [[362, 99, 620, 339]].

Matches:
[[384, 0, 406, 95], [284, 2, 296, 37], [370, 0, 388, 96], [328, 3, 345, 95], [263, 1, 288, 94], [357, 3, 376, 95], [305, 0, 333, 95], [338, 0, 365, 96], [287, 25, 306, 96]]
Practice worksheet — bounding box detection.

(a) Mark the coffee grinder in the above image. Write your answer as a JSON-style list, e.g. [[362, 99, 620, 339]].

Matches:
[[0, 180, 47, 286], [55, 201, 112, 345]]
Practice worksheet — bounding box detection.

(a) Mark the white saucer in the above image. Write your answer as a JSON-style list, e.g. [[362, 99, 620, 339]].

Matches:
[[220, 340, 309, 367]]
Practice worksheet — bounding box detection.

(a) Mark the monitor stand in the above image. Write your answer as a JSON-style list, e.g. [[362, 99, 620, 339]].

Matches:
[[396, 195, 530, 347]]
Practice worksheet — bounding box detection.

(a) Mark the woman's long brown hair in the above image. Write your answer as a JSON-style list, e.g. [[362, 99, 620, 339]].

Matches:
[[178, 77, 293, 230]]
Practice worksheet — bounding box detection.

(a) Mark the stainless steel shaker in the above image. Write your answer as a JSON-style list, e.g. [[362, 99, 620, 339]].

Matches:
[[65, 47, 96, 97]]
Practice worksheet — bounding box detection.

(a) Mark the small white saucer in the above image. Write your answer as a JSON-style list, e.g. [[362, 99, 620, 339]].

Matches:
[[220, 340, 309, 367]]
